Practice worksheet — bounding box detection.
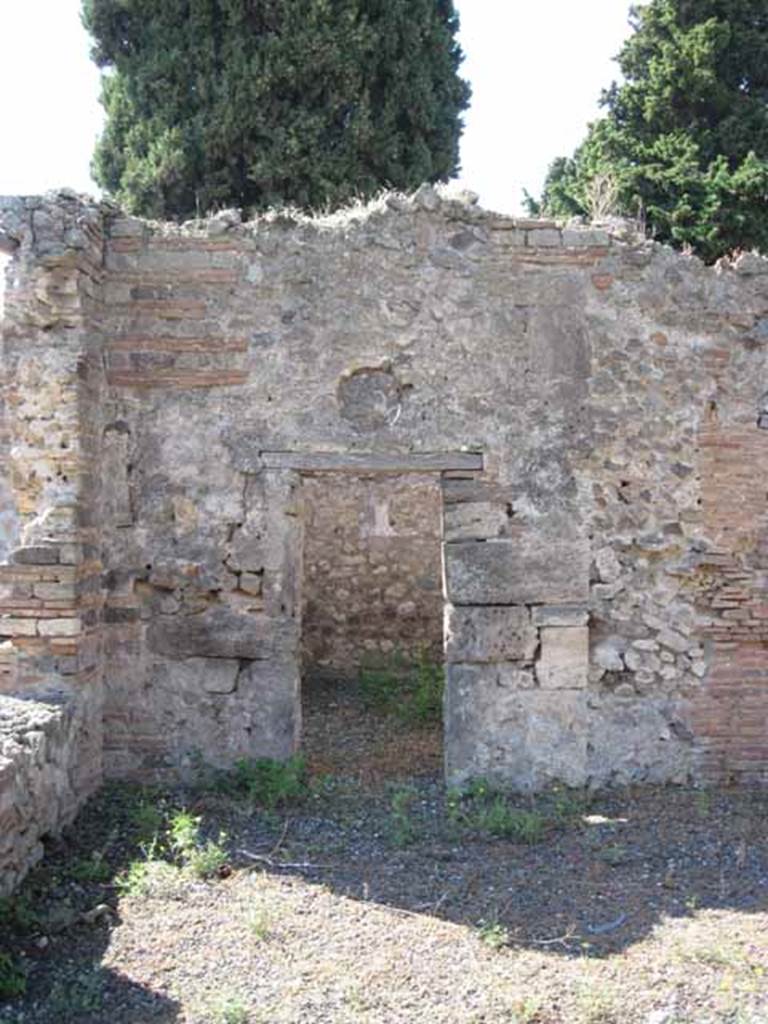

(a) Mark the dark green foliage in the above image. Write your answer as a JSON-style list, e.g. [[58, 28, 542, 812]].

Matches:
[[359, 649, 444, 724], [533, 1, 768, 261], [216, 755, 308, 808], [82, 0, 470, 219], [446, 781, 591, 844], [0, 952, 26, 1001]]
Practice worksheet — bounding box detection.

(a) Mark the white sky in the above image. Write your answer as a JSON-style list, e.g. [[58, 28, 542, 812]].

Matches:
[[0, 0, 634, 216]]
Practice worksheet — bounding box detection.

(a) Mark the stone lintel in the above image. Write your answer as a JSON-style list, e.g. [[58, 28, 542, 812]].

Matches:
[[261, 451, 484, 473]]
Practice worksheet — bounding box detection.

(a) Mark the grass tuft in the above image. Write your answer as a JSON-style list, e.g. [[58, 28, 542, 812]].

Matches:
[[215, 756, 308, 810]]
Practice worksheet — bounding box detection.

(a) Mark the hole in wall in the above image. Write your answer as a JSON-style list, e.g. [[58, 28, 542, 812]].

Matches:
[[299, 471, 445, 785]]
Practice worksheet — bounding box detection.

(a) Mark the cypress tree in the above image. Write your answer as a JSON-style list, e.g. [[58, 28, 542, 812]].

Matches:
[[532, 1, 768, 261], [82, 0, 471, 219]]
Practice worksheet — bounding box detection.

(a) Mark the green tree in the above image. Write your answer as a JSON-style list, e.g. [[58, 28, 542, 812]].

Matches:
[[532, 1, 768, 261], [82, 0, 470, 220]]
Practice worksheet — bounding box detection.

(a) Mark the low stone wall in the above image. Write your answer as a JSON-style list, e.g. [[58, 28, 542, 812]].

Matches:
[[0, 690, 99, 896]]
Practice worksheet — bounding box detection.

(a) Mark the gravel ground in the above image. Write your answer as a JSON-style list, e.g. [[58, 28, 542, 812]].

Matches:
[[1, 686, 767, 1024]]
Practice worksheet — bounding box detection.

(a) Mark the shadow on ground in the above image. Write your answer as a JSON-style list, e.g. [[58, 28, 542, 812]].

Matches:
[[1, 680, 767, 1022]]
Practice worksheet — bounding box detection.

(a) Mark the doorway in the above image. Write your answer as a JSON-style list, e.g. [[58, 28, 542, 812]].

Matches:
[[300, 470, 445, 783]]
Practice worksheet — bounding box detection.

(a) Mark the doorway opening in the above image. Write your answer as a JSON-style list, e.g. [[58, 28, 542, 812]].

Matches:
[[300, 471, 445, 784]]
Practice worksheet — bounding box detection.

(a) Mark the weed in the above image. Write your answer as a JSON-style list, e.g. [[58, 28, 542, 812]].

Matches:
[[217, 756, 307, 810], [168, 810, 229, 878], [510, 995, 544, 1023], [476, 799, 547, 843], [679, 942, 747, 969], [407, 649, 444, 723], [599, 843, 628, 867], [0, 894, 39, 933], [69, 853, 112, 884], [130, 797, 165, 839], [169, 809, 202, 856], [212, 994, 250, 1024], [187, 838, 229, 880], [447, 781, 552, 843], [478, 918, 510, 950], [116, 856, 183, 899], [389, 785, 419, 847], [694, 789, 712, 819], [359, 651, 406, 713], [576, 982, 618, 1024], [247, 907, 272, 941], [0, 951, 26, 1000], [359, 648, 444, 725], [549, 785, 591, 824], [48, 967, 105, 1015]]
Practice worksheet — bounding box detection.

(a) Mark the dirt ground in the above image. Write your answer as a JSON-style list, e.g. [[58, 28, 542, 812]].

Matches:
[[1, 683, 767, 1024]]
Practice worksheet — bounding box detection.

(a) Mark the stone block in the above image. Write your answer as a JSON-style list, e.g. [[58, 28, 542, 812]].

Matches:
[[445, 534, 589, 605], [443, 502, 508, 542], [151, 658, 300, 768], [586, 695, 694, 786], [37, 618, 81, 637], [446, 606, 537, 663], [536, 627, 588, 689], [561, 228, 610, 248], [1, 618, 37, 637], [12, 546, 59, 565], [147, 606, 298, 661], [445, 665, 587, 790], [33, 582, 76, 601], [527, 228, 562, 248], [239, 573, 263, 596], [532, 605, 589, 627]]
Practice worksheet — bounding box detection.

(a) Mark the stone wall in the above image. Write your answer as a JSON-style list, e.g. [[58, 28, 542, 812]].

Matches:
[[0, 192, 106, 889], [0, 691, 94, 896], [301, 472, 444, 679], [1, 187, 768, 829]]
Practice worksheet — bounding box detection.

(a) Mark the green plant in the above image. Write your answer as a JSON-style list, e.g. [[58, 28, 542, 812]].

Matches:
[[169, 810, 202, 856], [447, 780, 553, 844], [0, 952, 26, 1000], [168, 809, 229, 879], [116, 855, 182, 899], [477, 918, 509, 950], [599, 843, 628, 867], [695, 789, 712, 819], [69, 853, 112, 884], [359, 651, 407, 713], [510, 995, 544, 1023], [217, 756, 307, 810], [576, 982, 618, 1024], [359, 649, 444, 725], [83, 0, 470, 220], [403, 648, 444, 723], [212, 994, 250, 1024], [247, 907, 272, 942], [130, 797, 165, 839], [549, 785, 591, 825], [187, 838, 229, 880], [530, 0, 768, 262], [0, 894, 39, 933], [389, 785, 419, 847], [476, 800, 547, 843], [48, 967, 105, 1015]]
